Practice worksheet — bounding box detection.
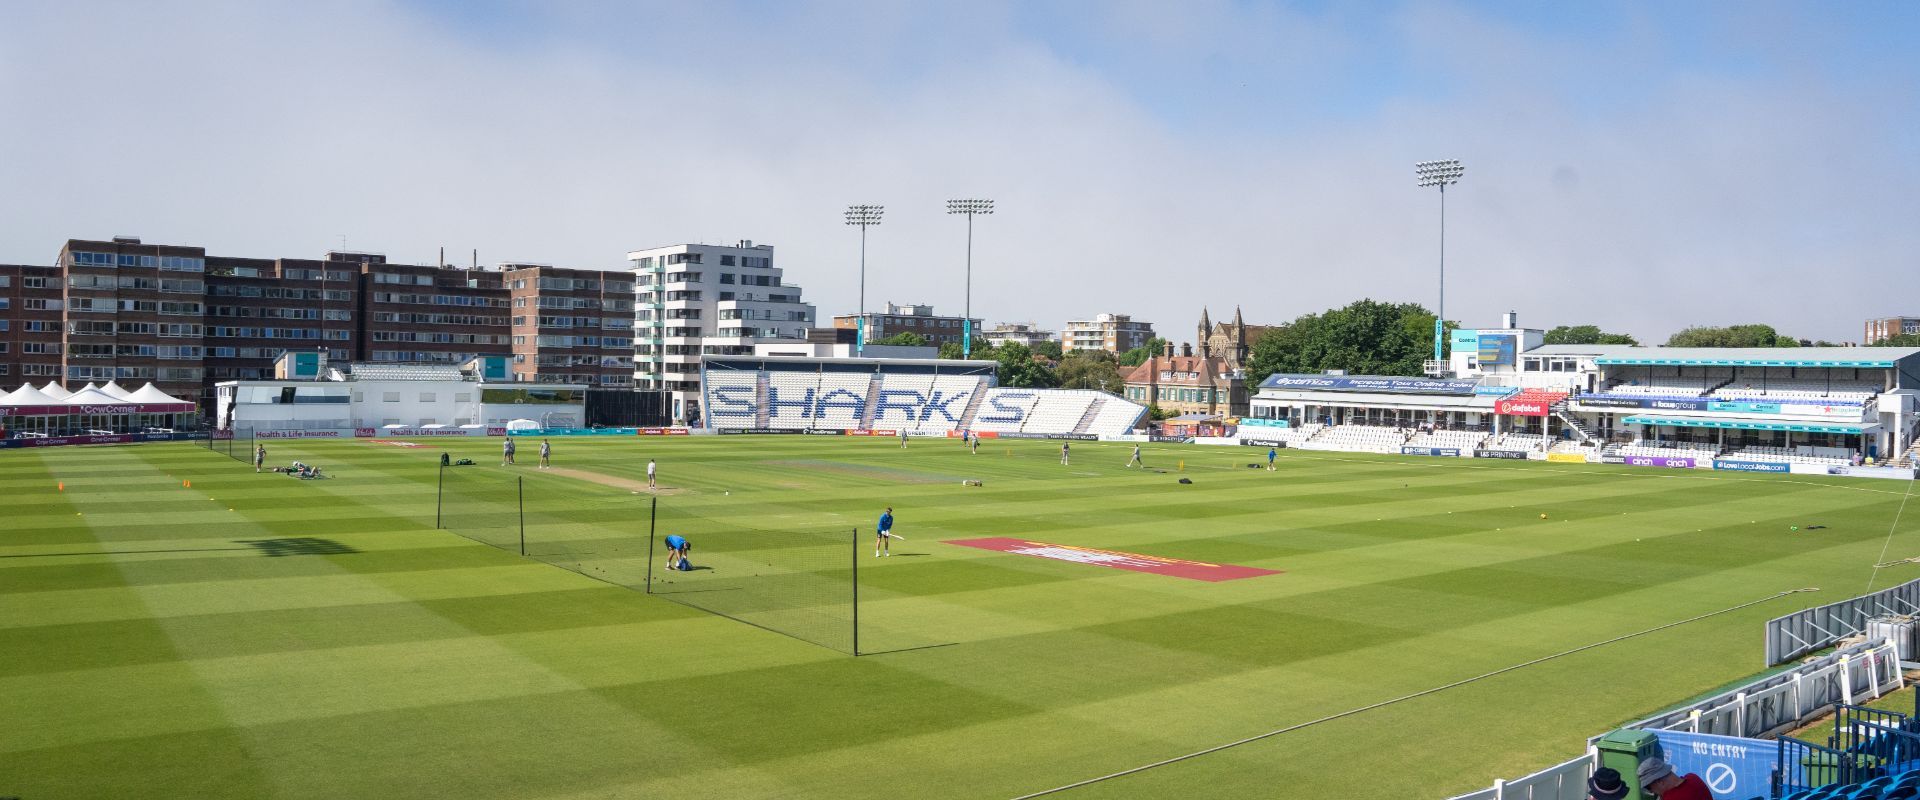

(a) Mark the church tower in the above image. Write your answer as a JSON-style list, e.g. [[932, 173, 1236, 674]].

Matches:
[[1232, 306, 1247, 365], [1197, 307, 1213, 359]]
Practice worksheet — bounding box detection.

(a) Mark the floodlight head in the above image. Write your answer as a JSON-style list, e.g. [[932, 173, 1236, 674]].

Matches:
[[1415, 159, 1465, 188], [947, 198, 995, 215], [844, 204, 885, 227]]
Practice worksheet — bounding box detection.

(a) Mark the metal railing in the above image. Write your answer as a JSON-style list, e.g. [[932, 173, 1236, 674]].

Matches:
[[1766, 579, 1920, 665]]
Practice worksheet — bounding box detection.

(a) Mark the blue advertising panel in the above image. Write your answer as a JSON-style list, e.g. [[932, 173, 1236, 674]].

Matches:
[[1648, 730, 1784, 800], [1476, 334, 1516, 366], [1239, 418, 1291, 428], [1260, 375, 1480, 395], [1714, 459, 1791, 473]]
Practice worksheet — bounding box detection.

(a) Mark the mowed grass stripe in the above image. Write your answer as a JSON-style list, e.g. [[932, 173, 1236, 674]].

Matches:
[[4, 437, 1917, 799]]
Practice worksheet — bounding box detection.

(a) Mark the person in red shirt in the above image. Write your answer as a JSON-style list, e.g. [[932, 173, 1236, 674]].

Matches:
[[1638, 757, 1714, 800]]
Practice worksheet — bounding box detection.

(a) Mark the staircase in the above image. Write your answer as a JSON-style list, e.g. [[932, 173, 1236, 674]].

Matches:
[[753, 371, 771, 428], [858, 375, 883, 429], [956, 378, 989, 430], [1072, 398, 1104, 435], [1552, 400, 1598, 442], [1894, 439, 1920, 469]]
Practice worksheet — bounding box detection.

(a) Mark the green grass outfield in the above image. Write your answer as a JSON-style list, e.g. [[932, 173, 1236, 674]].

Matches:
[[5, 435, 1919, 799]]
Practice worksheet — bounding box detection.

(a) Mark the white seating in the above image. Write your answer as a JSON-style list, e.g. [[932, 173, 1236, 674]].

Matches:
[[812, 373, 871, 430], [906, 375, 981, 435], [971, 388, 1039, 433], [703, 370, 758, 425], [1087, 396, 1147, 436], [763, 371, 822, 429], [1713, 380, 1878, 404], [1300, 425, 1409, 454], [1721, 445, 1851, 466], [1404, 429, 1488, 451], [1616, 440, 1719, 460], [1021, 391, 1100, 435]]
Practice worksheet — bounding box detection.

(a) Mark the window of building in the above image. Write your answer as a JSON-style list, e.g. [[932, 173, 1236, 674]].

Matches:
[[383, 392, 400, 402], [419, 393, 436, 402]]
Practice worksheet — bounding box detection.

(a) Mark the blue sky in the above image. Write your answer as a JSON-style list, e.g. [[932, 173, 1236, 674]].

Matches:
[[1, 1, 1915, 342]]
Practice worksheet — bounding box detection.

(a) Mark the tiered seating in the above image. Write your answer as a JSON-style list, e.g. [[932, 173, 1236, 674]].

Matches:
[[763, 371, 822, 430], [1722, 445, 1851, 466], [1085, 397, 1147, 436], [1486, 432, 1550, 451], [1300, 425, 1409, 454], [1547, 440, 1591, 456], [1617, 440, 1720, 460], [906, 375, 981, 435], [1403, 429, 1487, 451], [812, 373, 872, 430], [1770, 769, 1920, 800], [970, 389, 1039, 433], [1021, 390, 1102, 434], [1715, 379, 1880, 404], [1584, 380, 1710, 402], [703, 370, 759, 427]]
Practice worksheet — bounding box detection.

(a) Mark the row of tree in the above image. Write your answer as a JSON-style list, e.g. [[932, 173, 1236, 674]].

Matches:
[[881, 307, 1863, 399]]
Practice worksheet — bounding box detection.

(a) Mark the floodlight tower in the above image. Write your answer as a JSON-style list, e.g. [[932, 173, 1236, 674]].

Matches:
[[946, 198, 994, 357], [845, 204, 884, 356], [1415, 159, 1465, 373]]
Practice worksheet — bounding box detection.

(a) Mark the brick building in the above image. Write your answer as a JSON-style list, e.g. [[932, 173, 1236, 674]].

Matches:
[[1121, 343, 1248, 417], [2, 237, 631, 408], [832, 302, 982, 348]]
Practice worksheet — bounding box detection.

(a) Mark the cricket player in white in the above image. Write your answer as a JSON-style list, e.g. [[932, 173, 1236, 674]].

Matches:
[[1127, 445, 1142, 468], [646, 458, 657, 489]]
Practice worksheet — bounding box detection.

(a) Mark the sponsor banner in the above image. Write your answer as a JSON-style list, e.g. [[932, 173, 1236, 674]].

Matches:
[[213, 429, 235, 440], [1, 433, 139, 448], [0, 402, 196, 415], [1546, 452, 1590, 464], [1259, 374, 1479, 395], [1646, 398, 1712, 411], [507, 427, 637, 436], [1242, 439, 1286, 448], [718, 428, 803, 435], [802, 428, 842, 436], [1608, 455, 1695, 468], [635, 427, 690, 436], [1400, 446, 1462, 457], [1495, 398, 1551, 417], [945, 537, 1282, 582], [254, 429, 356, 439], [1450, 328, 1480, 357], [1475, 449, 1530, 460], [1714, 459, 1790, 473], [1238, 418, 1291, 429], [357, 427, 498, 437], [843, 429, 900, 437], [999, 432, 1052, 440], [1648, 730, 1779, 800], [1473, 385, 1521, 397], [1572, 396, 1647, 409], [1708, 400, 1784, 414], [1049, 433, 1099, 441], [944, 430, 1002, 439], [1148, 434, 1193, 443]]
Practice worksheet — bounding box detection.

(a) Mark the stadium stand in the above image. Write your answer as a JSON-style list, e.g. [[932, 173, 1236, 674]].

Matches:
[[1615, 440, 1720, 460], [1300, 425, 1410, 453], [1720, 445, 1852, 466], [1485, 432, 1550, 452], [1404, 429, 1489, 451], [1713, 379, 1881, 404], [699, 357, 1145, 438]]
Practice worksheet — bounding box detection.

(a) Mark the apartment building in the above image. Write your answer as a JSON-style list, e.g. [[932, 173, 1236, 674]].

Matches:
[[1865, 316, 1920, 344], [981, 321, 1056, 349], [0, 264, 64, 385], [2, 238, 631, 407], [503, 264, 634, 386], [832, 302, 983, 348], [1063, 313, 1155, 355], [628, 241, 814, 422]]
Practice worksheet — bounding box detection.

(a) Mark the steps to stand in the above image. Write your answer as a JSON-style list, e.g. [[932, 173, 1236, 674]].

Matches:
[[1072, 398, 1104, 435], [753, 371, 771, 428], [858, 375, 883, 429]]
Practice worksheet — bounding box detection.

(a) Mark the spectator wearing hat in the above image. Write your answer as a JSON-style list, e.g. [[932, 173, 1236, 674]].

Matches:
[[1638, 757, 1713, 799], [1587, 766, 1629, 800]]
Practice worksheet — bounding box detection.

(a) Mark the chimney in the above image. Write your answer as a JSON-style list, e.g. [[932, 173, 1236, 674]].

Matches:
[[1502, 310, 1517, 329], [1181, 342, 1193, 357], [1163, 342, 1175, 358]]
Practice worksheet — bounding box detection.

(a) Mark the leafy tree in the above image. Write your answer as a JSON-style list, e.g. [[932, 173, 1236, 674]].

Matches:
[[1118, 337, 1168, 367], [1664, 324, 1799, 348], [1542, 325, 1638, 346], [1055, 350, 1124, 393], [1243, 300, 1452, 386], [1030, 340, 1064, 360], [938, 338, 994, 359], [1146, 403, 1169, 421], [870, 331, 929, 347], [991, 342, 1057, 388], [1870, 333, 1920, 347]]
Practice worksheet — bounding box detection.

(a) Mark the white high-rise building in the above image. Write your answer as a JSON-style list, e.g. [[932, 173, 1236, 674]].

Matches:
[[628, 241, 815, 423]]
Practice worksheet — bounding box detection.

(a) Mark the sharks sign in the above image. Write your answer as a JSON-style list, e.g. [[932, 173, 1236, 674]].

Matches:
[[710, 386, 1035, 425]]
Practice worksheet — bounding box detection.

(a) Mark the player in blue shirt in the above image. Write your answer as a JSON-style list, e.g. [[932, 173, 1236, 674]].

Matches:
[[664, 534, 690, 571], [876, 507, 894, 557], [1267, 447, 1277, 471]]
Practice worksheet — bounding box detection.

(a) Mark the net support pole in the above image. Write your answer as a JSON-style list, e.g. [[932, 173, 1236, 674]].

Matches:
[[517, 476, 526, 556], [645, 496, 657, 593], [435, 464, 443, 529], [852, 527, 860, 656]]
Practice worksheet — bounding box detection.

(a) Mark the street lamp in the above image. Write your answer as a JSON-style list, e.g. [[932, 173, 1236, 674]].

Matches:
[[1415, 159, 1464, 374], [844, 204, 884, 356], [946, 198, 993, 357]]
